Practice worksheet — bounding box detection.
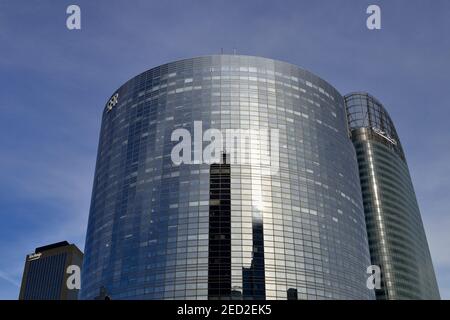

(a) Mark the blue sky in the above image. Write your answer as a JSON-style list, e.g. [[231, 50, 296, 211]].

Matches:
[[0, 0, 449, 299]]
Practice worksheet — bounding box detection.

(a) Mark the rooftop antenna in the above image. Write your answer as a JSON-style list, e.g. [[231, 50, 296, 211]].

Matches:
[[221, 48, 224, 54], [233, 48, 237, 55]]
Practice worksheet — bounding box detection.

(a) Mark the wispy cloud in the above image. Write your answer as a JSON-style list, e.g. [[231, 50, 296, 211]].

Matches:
[[0, 270, 20, 288], [0, 124, 94, 299]]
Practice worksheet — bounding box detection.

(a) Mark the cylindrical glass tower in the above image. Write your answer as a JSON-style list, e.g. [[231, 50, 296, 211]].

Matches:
[[345, 92, 440, 299], [80, 55, 374, 300]]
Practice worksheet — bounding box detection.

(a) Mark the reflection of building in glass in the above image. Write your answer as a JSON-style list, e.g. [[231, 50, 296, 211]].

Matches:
[[82, 55, 381, 300], [242, 220, 266, 300], [345, 93, 440, 300], [208, 153, 232, 299], [287, 288, 299, 300]]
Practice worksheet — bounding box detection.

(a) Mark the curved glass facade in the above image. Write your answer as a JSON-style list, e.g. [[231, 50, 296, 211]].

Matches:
[[345, 92, 440, 299], [80, 55, 374, 300]]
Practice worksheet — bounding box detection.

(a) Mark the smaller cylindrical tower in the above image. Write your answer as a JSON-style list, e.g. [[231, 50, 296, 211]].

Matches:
[[344, 92, 440, 300]]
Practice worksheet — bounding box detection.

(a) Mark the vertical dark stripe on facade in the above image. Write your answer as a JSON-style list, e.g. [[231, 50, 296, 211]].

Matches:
[[242, 220, 266, 300], [208, 154, 231, 299]]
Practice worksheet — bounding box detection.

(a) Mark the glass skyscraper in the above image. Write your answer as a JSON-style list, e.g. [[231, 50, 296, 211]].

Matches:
[[344, 93, 440, 299], [80, 55, 437, 300]]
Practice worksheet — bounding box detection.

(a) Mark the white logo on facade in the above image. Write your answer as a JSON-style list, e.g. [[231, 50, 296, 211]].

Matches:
[[106, 93, 119, 112], [27, 253, 42, 261], [372, 127, 397, 145]]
